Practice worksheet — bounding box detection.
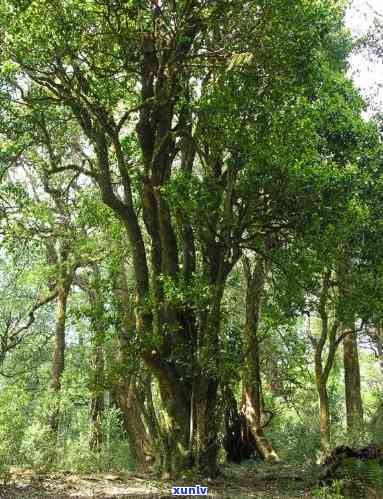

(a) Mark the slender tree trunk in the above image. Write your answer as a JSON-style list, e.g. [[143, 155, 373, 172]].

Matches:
[[309, 271, 344, 456], [313, 351, 333, 455], [87, 271, 106, 451], [268, 356, 284, 396], [242, 257, 280, 463], [343, 329, 363, 438], [49, 281, 69, 433], [377, 336, 383, 377], [367, 326, 383, 437], [89, 326, 105, 451], [317, 379, 331, 454], [337, 257, 364, 440], [373, 327, 383, 378]]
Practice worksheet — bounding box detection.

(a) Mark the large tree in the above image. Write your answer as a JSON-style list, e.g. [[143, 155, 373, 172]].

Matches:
[[0, 0, 361, 475]]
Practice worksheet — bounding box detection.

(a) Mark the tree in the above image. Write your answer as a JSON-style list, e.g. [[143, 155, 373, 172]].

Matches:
[[0, 0, 371, 475], [242, 255, 280, 462], [343, 330, 363, 437]]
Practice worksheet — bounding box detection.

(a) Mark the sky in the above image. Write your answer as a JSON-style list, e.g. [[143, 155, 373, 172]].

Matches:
[[346, 0, 383, 111]]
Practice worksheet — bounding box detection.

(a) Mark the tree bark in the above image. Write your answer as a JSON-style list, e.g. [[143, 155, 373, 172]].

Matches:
[[343, 329, 363, 438], [223, 386, 259, 463], [371, 326, 383, 379], [268, 355, 284, 396], [111, 262, 159, 469], [88, 273, 106, 452], [310, 271, 342, 455], [241, 256, 280, 463], [89, 339, 104, 451], [318, 381, 331, 454], [49, 279, 70, 433], [114, 373, 155, 468]]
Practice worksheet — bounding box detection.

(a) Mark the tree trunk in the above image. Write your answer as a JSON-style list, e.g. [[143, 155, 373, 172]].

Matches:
[[372, 326, 383, 379], [89, 324, 105, 451], [49, 281, 69, 433], [111, 263, 158, 469], [191, 279, 232, 476], [268, 355, 284, 396], [242, 257, 280, 463], [115, 373, 155, 468], [318, 381, 331, 454], [310, 271, 342, 456], [343, 330, 363, 438], [223, 387, 259, 463], [87, 270, 106, 451], [146, 360, 192, 476], [193, 377, 219, 475]]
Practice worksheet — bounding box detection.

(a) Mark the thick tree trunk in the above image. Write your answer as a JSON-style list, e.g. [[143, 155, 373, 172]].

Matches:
[[242, 388, 279, 463], [132, 10, 223, 477], [242, 257, 280, 463], [112, 264, 158, 469], [96, 23, 233, 474], [115, 374, 155, 468], [191, 280, 231, 476], [145, 359, 192, 476], [343, 330, 363, 437], [223, 387, 259, 463], [313, 343, 333, 456], [193, 377, 219, 475]]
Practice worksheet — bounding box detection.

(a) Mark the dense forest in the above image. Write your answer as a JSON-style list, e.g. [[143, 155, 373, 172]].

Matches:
[[0, 0, 383, 497]]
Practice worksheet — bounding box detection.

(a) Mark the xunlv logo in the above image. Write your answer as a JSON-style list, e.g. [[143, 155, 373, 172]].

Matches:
[[172, 485, 208, 495]]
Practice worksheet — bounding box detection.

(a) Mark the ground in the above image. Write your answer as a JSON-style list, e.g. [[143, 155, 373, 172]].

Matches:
[[0, 463, 323, 498], [2, 461, 383, 498]]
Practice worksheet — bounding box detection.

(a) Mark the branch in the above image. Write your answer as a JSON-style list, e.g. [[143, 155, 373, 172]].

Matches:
[[308, 333, 317, 349], [116, 99, 155, 133], [335, 329, 353, 349], [323, 320, 341, 381], [261, 409, 274, 429], [47, 162, 96, 178], [9, 289, 59, 342]]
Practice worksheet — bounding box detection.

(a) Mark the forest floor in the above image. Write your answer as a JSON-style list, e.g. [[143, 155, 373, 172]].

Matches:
[[0, 463, 329, 498], [0, 462, 382, 498]]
